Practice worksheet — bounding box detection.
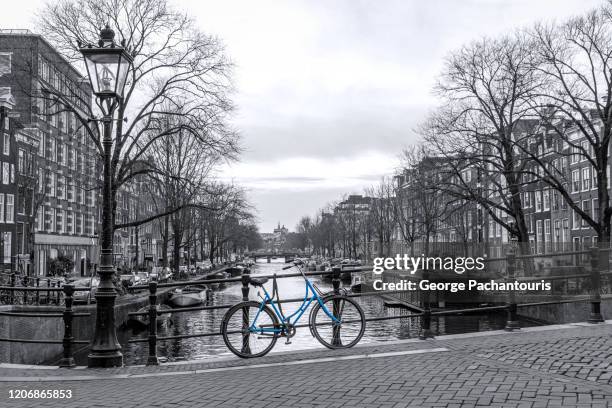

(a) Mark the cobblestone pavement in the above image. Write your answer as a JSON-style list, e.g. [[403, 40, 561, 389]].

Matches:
[[1, 323, 612, 407]]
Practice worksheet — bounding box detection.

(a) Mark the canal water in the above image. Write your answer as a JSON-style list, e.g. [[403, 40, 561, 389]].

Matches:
[[119, 259, 536, 366]]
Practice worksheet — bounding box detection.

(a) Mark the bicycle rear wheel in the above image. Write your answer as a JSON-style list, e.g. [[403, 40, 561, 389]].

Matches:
[[221, 301, 280, 358], [310, 295, 365, 349]]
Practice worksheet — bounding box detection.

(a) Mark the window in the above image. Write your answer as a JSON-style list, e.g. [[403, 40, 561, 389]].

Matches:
[[543, 190, 550, 211], [545, 219, 551, 237], [70, 211, 75, 235], [573, 208, 580, 230], [38, 171, 44, 194], [571, 146, 580, 164], [57, 175, 65, 200], [0, 194, 4, 223], [49, 138, 56, 162], [18, 149, 24, 174], [38, 133, 45, 157], [50, 208, 56, 232], [592, 165, 597, 190], [594, 198, 599, 222], [572, 169, 580, 192], [68, 182, 74, 202], [0, 53, 11, 76], [48, 172, 56, 197], [5, 194, 13, 224], [77, 213, 83, 235], [37, 208, 44, 232], [582, 167, 590, 191], [535, 191, 542, 212], [10, 164, 14, 184], [554, 220, 561, 241], [3, 232, 10, 264], [581, 141, 589, 162], [3, 131, 9, 155], [61, 210, 66, 234], [582, 200, 590, 228], [2, 162, 8, 185], [562, 219, 569, 242]]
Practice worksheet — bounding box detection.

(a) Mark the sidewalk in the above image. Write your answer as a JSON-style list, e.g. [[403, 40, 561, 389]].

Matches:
[[1, 322, 612, 407]]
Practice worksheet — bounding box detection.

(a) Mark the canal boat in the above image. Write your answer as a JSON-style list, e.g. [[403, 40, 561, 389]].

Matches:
[[168, 285, 210, 307], [225, 265, 245, 277]]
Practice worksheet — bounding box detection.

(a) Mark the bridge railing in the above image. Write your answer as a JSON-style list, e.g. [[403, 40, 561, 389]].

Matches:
[[0, 245, 608, 367], [0, 284, 92, 367], [129, 246, 608, 366]]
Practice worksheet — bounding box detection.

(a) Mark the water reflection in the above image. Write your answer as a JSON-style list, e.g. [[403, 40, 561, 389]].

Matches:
[[122, 259, 531, 365]]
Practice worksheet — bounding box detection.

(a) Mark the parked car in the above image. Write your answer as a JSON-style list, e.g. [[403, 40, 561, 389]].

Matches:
[[68, 277, 99, 304], [150, 267, 172, 283], [135, 272, 149, 285]]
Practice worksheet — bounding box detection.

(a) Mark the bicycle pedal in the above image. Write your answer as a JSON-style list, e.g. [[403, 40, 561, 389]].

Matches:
[[285, 340, 292, 345]]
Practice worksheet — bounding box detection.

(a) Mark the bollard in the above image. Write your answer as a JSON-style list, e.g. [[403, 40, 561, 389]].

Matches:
[[505, 246, 520, 331], [419, 268, 433, 339], [331, 266, 341, 346], [241, 268, 251, 354], [35, 277, 40, 305], [146, 282, 159, 366], [59, 284, 75, 368], [588, 246, 604, 323], [9, 273, 15, 304]]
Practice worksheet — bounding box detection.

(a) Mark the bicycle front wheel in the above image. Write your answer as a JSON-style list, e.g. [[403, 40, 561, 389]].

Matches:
[[310, 295, 365, 349], [221, 301, 280, 358]]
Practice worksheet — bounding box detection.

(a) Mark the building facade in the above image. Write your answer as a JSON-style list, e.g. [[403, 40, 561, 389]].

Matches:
[[0, 30, 100, 277]]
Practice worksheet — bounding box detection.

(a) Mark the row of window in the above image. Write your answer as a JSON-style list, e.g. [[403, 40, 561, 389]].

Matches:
[[36, 207, 96, 236], [40, 171, 97, 206], [38, 55, 89, 113], [38, 134, 95, 175]]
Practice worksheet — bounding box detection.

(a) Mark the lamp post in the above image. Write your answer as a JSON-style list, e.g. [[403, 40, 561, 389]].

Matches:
[[79, 25, 133, 368]]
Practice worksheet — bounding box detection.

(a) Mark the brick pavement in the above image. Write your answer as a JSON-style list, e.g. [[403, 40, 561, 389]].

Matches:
[[0, 323, 611, 407]]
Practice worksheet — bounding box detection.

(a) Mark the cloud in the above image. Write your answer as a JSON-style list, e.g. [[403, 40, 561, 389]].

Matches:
[[220, 151, 398, 193]]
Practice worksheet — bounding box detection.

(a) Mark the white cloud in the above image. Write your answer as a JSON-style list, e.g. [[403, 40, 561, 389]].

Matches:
[[220, 151, 398, 192]]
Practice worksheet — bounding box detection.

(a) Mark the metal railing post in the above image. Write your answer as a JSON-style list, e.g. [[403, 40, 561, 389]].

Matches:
[[59, 284, 75, 368], [505, 246, 520, 331], [332, 266, 341, 346], [588, 246, 604, 323], [35, 277, 40, 305], [241, 268, 251, 354], [9, 273, 14, 304], [22, 275, 28, 304], [419, 267, 433, 339], [146, 281, 159, 366]]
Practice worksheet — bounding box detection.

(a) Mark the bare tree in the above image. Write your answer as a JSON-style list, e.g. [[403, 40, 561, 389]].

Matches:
[[528, 5, 612, 243], [399, 145, 450, 255], [365, 178, 396, 257], [423, 33, 542, 247], [36, 0, 239, 241]]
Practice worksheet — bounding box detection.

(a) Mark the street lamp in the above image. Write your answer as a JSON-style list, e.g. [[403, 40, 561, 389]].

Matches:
[[79, 25, 133, 368]]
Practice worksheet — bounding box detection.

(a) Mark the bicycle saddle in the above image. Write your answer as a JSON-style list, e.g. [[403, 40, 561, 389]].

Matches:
[[249, 277, 268, 287]]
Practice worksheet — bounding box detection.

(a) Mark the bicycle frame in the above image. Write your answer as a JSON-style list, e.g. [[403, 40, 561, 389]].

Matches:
[[250, 273, 339, 335]]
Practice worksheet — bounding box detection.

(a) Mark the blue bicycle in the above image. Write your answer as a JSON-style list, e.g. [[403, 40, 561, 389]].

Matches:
[[221, 262, 366, 358]]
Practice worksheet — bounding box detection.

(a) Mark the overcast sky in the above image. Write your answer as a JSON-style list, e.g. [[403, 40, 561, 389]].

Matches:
[[2, 0, 604, 232]]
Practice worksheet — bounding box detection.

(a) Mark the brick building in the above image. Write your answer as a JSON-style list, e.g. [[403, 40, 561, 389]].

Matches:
[[0, 30, 100, 276]]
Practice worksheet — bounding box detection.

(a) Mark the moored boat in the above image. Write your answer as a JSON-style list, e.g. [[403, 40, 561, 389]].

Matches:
[[168, 285, 209, 307]]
